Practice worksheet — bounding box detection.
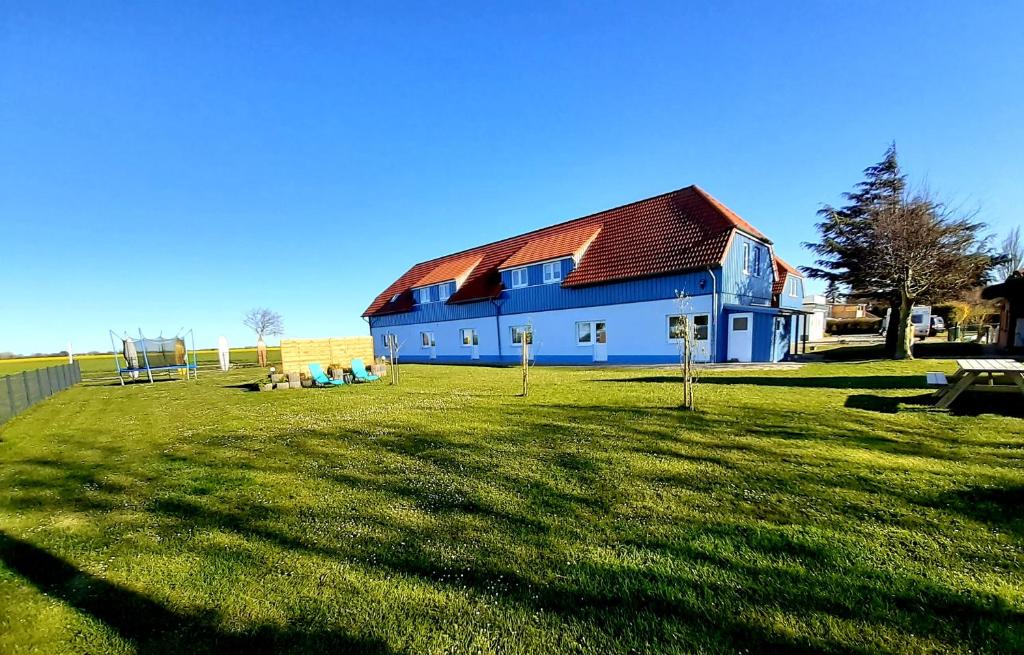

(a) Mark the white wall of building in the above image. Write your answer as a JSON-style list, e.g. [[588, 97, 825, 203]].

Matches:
[[371, 295, 716, 364]]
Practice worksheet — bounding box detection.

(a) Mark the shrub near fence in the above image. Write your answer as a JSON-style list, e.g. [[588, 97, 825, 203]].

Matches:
[[0, 361, 82, 425]]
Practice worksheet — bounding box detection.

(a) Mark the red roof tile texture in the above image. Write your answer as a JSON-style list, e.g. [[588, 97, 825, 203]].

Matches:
[[500, 224, 601, 269], [414, 255, 482, 287], [772, 256, 803, 296], [365, 185, 772, 317]]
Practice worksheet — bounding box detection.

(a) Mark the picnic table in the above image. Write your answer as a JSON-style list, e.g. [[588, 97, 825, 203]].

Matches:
[[931, 358, 1024, 409]]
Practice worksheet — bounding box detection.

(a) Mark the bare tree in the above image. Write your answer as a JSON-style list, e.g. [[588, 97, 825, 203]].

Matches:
[[243, 308, 284, 339], [995, 226, 1023, 282], [866, 193, 993, 359], [673, 291, 702, 410]]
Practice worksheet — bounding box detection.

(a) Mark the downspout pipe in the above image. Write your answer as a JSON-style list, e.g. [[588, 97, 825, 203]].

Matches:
[[491, 295, 504, 363]]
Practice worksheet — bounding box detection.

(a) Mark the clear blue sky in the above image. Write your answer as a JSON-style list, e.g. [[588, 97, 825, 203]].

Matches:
[[2, 1, 1021, 354]]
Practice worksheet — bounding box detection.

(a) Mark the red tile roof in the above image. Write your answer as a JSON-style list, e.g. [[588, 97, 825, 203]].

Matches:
[[772, 256, 803, 296], [364, 185, 773, 317], [414, 255, 482, 287], [499, 224, 601, 269]]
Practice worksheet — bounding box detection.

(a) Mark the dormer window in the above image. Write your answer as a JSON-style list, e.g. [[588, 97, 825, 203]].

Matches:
[[510, 268, 528, 288], [390, 293, 400, 303], [542, 261, 562, 284], [743, 243, 751, 274], [438, 283, 451, 301]]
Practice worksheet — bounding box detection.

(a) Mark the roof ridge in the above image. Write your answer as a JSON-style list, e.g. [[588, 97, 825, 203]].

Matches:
[[403, 184, 700, 270], [690, 185, 771, 243]]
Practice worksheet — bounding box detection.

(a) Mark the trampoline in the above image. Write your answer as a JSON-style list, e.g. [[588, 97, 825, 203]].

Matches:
[[110, 330, 198, 384]]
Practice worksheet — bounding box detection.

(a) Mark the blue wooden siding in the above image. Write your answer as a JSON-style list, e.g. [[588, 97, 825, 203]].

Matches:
[[720, 233, 773, 306], [371, 267, 719, 329], [778, 277, 804, 310], [501, 258, 575, 289]]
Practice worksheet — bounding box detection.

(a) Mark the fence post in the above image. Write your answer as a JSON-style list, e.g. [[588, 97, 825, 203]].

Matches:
[[2, 377, 12, 422]]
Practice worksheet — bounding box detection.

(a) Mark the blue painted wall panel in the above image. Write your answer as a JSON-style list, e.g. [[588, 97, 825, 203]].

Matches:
[[372, 268, 720, 328], [778, 277, 804, 310], [720, 233, 773, 306]]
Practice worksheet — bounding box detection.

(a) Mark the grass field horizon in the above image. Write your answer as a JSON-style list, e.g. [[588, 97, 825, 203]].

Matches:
[[1, 361, 1021, 653]]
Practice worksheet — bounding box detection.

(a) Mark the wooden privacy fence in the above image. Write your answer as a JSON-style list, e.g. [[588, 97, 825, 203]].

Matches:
[[0, 361, 82, 425], [280, 337, 375, 377]]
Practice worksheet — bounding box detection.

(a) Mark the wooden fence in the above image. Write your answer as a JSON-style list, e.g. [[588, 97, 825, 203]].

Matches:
[[279, 337, 375, 376], [1, 361, 82, 424]]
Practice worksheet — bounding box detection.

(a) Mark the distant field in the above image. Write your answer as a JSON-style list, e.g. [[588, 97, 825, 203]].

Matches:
[[0, 348, 282, 378]]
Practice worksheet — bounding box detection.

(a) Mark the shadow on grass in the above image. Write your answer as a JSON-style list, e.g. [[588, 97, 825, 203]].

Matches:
[[844, 393, 935, 414], [597, 374, 926, 390], [0, 530, 394, 654], [920, 485, 1024, 538], [846, 391, 1024, 418]]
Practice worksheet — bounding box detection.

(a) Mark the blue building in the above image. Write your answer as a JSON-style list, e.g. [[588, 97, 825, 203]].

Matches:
[[364, 186, 806, 365]]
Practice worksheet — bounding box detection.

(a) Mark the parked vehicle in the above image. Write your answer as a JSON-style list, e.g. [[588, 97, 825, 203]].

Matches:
[[880, 306, 932, 340], [910, 306, 932, 339], [929, 315, 946, 336]]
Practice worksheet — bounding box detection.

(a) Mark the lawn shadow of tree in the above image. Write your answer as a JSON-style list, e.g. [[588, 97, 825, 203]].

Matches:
[[0, 530, 394, 654]]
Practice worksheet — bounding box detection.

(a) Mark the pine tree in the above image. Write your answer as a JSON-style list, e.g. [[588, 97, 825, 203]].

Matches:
[[804, 144, 995, 359], [803, 143, 906, 355]]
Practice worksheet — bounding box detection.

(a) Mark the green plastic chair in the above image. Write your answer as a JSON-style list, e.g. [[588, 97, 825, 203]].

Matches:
[[350, 358, 379, 382], [308, 363, 344, 387]]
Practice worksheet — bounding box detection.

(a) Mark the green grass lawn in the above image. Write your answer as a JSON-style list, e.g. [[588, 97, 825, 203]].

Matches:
[[0, 362, 1022, 654]]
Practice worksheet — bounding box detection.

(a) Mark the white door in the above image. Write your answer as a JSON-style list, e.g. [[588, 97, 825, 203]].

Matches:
[[593, 321, 607, 362], [727, 313, 753, 362]]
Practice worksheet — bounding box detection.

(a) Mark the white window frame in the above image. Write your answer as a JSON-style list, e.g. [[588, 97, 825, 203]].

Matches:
[[460, 328, 478, 346], [667, 314, 710, 343], [542, 261, 562, 284], [576, 320, 606, 346], [753, 247, 761, 276], [788, 277, 800, 298], [510, 268, 528, 289], [742, 242, 751, 274], [438, 283, 451, 302], [510, 325, 533, 346], [420, 331, 435, 348], [417, 287, 432, 304]]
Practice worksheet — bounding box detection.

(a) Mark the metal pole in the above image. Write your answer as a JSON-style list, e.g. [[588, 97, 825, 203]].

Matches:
[[139, 329, 154, 383], [190, 330, 198, 380]]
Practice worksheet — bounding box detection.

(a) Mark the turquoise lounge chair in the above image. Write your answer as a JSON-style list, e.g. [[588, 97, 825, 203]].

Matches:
[[350, 358, 379, 382], [308, 363, 344, 387]]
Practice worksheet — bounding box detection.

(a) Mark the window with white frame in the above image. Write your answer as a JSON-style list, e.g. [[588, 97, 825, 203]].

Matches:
[[510, 325, 533, 345], [787, 277, 800, 297], [438, 283, 451, 301], [576, 321, 606, 344], [542, 261, 562, 284], [460, 328, 478, 346], [668, 314, 710, 341], [420, 331, 435, 347], [417, 288, 431, 304], [692, 315, 709, 340], [510, 268, 528, 288], [742, 242, 751, 274], [753, 247, 761, 276]]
